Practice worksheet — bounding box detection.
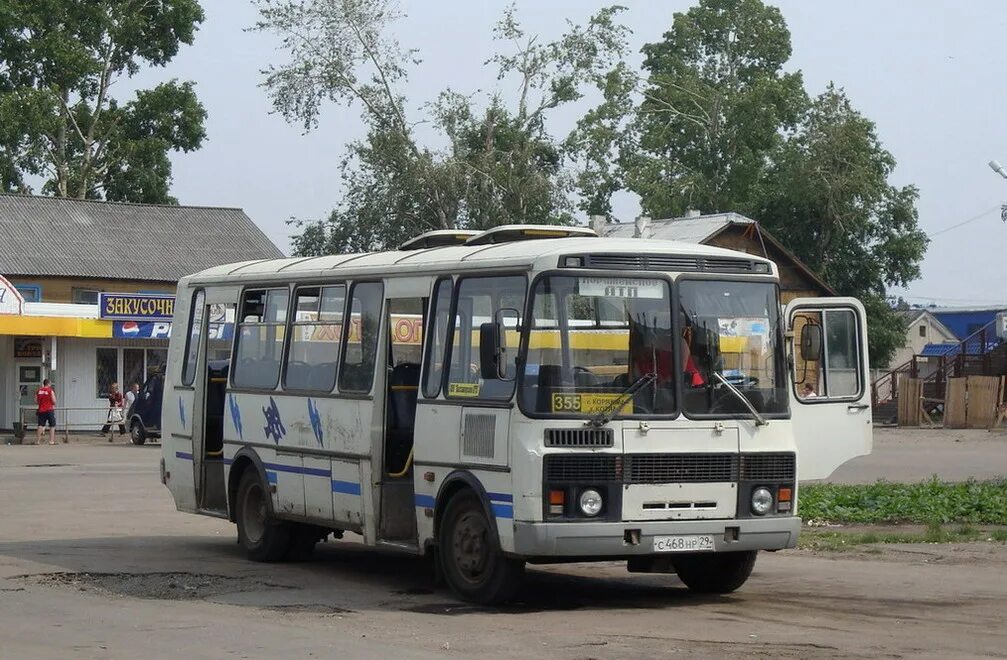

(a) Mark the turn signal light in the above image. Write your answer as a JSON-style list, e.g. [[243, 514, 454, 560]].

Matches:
[[549, 489, 565, 516], [778, 487, 792, 502]]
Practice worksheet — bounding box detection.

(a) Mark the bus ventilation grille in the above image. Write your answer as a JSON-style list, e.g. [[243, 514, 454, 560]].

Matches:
[[739, 453, 796, 481], [582, 254, 756, 273], [544, 428, 614, 448], [543, 452, 796, 484], [462, 414, 496, 459]]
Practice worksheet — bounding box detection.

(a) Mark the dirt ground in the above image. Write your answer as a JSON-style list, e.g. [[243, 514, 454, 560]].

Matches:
[[0, 441, 1005, 659]]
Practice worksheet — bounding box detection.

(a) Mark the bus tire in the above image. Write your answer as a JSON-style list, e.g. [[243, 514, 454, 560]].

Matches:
[[672, 550, 758, 594], [235, 469, 291, 562], [438, 491, 524, 604], [129, 420, 146, 446]]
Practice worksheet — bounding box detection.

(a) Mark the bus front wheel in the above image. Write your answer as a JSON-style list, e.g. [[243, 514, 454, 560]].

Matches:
[[438, 491, 524, 604], [672, 550, 758, 594], [235, 469, 291, 562]]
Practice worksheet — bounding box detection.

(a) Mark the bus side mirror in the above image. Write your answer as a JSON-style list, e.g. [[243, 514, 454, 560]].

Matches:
[[479, 322, 504, 380], [800, 324, 822, 361], [479, 308, 520, 381]]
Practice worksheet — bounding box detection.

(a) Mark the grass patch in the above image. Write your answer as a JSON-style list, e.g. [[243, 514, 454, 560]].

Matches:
[[799, 478, 1007, 525], [798, 525, 998, 552]]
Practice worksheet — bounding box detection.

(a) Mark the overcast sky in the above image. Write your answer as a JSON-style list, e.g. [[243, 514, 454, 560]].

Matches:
[[130, 0, 1007, 307]]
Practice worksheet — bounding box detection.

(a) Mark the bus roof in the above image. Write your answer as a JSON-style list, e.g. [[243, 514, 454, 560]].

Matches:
[[182, 236, 777, 285]]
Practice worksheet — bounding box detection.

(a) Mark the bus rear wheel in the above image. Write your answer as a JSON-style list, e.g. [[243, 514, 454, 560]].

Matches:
[[438, 491, 524, 605], [235, 469, 291, 562], [672, 550, 758, 594]]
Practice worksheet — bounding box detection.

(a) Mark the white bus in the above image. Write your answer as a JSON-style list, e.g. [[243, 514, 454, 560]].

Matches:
[[160, 225, 871, 604]]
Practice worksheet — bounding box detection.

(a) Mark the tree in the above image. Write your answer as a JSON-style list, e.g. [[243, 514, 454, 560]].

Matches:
[[754, 86, 929, 365], [254, 0, 628, 254], [0, 0, 207, 202], [621, 0, 807, 218]]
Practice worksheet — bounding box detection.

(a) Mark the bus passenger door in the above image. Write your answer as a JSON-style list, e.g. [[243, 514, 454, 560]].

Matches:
[[195, 294, 236, 514], [787, 297, 872, 480], [377, 295, 424, 544]]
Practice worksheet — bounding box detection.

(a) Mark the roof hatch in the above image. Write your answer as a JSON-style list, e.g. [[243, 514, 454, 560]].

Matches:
[[464, 224, 597, 246], [398, 230, 481, 251]]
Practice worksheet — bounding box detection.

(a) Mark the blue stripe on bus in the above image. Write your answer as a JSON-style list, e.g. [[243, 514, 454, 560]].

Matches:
[[414, 494, 436, 508], [487, 492, 513, 503], [491, 503, 514, 519], [331, 480, 362, 496], [261, 462, 331, 478]]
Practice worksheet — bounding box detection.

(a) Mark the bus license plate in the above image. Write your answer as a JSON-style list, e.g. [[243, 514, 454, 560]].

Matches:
[[653, 535, 715, 553]]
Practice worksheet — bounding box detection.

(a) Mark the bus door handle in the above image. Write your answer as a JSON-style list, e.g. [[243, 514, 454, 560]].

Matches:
[[847, 403, 870, 411]]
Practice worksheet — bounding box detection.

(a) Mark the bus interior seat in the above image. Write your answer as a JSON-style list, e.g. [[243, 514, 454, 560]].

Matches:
[[385, 362, 420, 475], [308, 363, 336, 391]]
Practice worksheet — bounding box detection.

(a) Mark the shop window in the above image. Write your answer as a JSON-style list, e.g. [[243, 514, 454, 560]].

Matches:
[[124, 348, 145, 390], [96, 348, 118, 398], [146, 349, 168, 377], [73, 288, 100, 304]]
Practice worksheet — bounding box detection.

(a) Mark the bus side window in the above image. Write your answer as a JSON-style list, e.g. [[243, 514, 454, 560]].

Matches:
[[339, 281, 383, 393], [284, 284, 345, 392], [232, 288, 289, 389], [181, 289, 205, 386], [794, 308, 861, 401], [422, 278, 452, 398]]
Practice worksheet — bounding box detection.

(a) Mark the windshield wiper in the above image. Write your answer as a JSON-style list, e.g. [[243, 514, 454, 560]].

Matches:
[[588, 372, 657, 428], [712, 372, 768, 426]]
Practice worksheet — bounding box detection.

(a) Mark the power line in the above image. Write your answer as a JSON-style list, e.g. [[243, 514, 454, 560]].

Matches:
[[927, 205, 1001, 237]]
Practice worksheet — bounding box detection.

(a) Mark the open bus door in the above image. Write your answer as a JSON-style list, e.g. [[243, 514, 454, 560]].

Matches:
[[192, 293, 236, 515], [786, 297, 873, 480]]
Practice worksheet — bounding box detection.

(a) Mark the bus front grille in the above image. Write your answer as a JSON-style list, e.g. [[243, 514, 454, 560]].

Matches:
[[543, 452, 795, 484], [625, 454, 738, 483], [740, 453, 796, 481]]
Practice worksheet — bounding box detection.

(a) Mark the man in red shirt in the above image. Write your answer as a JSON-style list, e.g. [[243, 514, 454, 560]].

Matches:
[[36, 379, 57, 445]]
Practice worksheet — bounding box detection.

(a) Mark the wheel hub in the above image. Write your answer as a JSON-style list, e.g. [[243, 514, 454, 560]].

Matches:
[[452, 512, 489, 581]]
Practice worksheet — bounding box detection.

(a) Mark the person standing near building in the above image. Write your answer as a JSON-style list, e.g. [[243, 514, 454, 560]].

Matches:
[[100, 382, 127, 437], [124, 382, 139, 415], [36, 379, 57, 445]]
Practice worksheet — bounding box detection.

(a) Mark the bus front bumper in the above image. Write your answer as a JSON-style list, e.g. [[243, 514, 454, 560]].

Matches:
[[512, 516, 801, 557]]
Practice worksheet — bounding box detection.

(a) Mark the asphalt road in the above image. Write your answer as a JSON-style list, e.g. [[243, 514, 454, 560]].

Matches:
[[0, 440, 1005, 659], [827, 427, 1007, 484]]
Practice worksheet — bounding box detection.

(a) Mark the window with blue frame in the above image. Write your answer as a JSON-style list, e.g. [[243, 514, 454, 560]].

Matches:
[[15, 285, 41, 302]]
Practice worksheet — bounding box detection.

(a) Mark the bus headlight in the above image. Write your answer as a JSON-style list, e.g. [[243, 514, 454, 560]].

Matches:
[[751, 487, 773, 516], [579, 489, 603, 517]]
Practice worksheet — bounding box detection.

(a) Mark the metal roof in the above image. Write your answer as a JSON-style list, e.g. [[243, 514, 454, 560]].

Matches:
[[919, 343, 959, 357], [0, 194, 284, 282]]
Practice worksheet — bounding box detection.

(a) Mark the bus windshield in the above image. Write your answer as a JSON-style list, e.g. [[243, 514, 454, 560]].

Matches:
[[519, 274, 676, 417], [678, 280, 788, 417]]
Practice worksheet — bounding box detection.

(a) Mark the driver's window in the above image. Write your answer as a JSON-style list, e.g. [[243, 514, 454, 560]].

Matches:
[[444, 275, 527, 400], [793, 308, 862, 401]]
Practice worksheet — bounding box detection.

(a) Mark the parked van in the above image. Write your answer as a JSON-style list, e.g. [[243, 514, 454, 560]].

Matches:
[[128, 371, 164, 445]]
